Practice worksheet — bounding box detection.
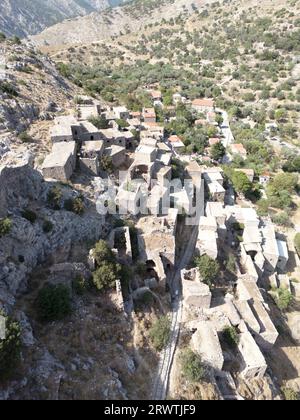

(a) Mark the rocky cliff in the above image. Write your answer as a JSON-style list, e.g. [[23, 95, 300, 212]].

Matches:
[[0, 0, 126, 38], [31, 0, 211, 50]]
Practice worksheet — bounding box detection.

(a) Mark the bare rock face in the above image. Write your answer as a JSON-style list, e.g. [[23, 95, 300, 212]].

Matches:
[[0, 159, 42, 217], [0, 99, 40, 133], [0, 0, 125, 38]]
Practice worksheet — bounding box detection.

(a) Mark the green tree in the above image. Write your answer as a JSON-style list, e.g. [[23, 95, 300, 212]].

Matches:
[[210, 142, 226, 161], [180, 348, 205, 382], [222, 326, 239, 348], [231, 171, 252, 195], [257, 199, 270, 216], [93, 240, 115, 266], [270, 173, 298, 193], [194, 255, 220, 287], [37, 284, 72, 322], [92, 261, 120, 291], [88, 115, 109, 129], [116, 119, 129, 130]]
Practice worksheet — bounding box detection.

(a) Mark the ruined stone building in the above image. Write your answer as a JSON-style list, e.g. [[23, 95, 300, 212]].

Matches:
[[79, 140, 104, 176], [41, 141, 76, 182]]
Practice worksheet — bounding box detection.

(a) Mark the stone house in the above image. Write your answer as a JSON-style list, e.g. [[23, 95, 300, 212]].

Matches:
[[238, 326, 268, 380], [230, 143, 247, 159], [42, 141, 77, 181], [104, 145, 126, 168], [142, 107, 156, 124], [191, 321, 224, 370], [191, 98, 215, 113], [79, 140, 104, 176]]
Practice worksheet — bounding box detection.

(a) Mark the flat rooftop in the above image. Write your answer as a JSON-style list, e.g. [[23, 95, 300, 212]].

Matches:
[[42, 142, 76, 168]]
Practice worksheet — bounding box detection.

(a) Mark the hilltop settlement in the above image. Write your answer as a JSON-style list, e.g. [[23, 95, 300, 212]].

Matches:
[[0, 25, 300, 400]]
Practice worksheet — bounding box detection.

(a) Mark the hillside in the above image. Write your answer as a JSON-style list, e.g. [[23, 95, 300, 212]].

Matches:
[[49, 0, 300, 149], [0, 35, 81, 164], [0, 37, 161, 400], [0, 0, 126, 38], [31, 0, 211, 50]]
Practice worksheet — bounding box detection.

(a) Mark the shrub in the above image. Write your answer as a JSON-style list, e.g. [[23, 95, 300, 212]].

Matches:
[[116, 119, 129, 129], [222, 326, 239, 348], [93, 240, 115, 266], [21, 209, 37, 224], [72, 197, 85, 215], [18, 131, 33, 143], [64, 197, 85, 215], [231, 171, 253, 195], [36, 284, 72, 322], [194, 255, 220, 287], [257, 199, 269, 216], [210, 142, 226, 160], [272, 287, 293, 311], [0, 218, 12, 238], [88, 115, 109, 129], [149, 316, 171, 351], [92, 261, 120, 291], [0, 81, 18, 97], [242, 92, 255, 102], [0, 311, 21, 379], [226, 254, 237, 274], [0, 33, 6, 42], [43, 220, 53, 233], [100, 155, 113, 173], [73, 275, 89, 296], [272, 212, 292, 227], [47, 186, 62, 210], [180, 348, 205, 382], [282, 387, 299, 401]]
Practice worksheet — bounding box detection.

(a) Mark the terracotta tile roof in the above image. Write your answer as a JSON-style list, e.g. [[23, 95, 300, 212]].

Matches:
[[209, 138, 221, 146], [192, 98, 215, 108], [195, 119, 207, 125], [150, 90, 162, 99], [168, 135, 182, 143], [231, 143, 247, 155]]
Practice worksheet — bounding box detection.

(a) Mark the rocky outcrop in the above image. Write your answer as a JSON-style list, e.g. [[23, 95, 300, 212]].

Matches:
[[0, 156, 105, 311], [0, 99, 39, 133]]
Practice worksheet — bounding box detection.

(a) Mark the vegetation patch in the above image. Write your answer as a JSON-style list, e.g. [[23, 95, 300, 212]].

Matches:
[[36, 284, 72, 322], [149, 316, 171, 351], [180, 348, 205, 383]]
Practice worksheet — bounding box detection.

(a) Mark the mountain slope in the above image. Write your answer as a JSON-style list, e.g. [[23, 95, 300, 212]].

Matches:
[[0, 0, 126, 38], [31, 0, 211, 50]]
